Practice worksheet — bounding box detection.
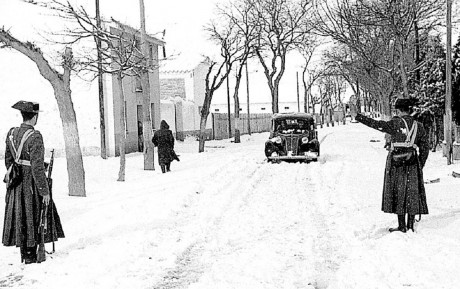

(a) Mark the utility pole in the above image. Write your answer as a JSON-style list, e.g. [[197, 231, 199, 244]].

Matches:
[[296, 71, 300, 112], [246, 62, 251, 135], [446, 0, 453, 164], [139, 0, 155, 170], [226, 62, 232, 138], [95, 0, 107, 159]]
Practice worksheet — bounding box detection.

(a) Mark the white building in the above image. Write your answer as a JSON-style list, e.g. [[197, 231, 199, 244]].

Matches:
[[159, 55, 213, 140]]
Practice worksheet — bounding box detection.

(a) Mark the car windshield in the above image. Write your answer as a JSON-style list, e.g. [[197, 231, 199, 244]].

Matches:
[[274, 118, 312, 133]]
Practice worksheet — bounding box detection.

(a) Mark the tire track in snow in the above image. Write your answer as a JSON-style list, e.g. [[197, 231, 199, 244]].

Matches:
[[306, 130, 359, 289], [151, 157, 270, 289], [152, 130, 350, 289], [176, 162, 321, 288], [307, 162, 344, 289]]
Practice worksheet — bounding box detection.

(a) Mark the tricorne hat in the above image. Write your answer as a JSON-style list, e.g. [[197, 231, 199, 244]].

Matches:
[[394, 98, 417, 110], [12, 100, 41, 113]]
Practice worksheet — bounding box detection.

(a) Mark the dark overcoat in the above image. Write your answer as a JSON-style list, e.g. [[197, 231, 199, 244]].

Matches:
[[356, 114, 430, 215], [152, 121, 175, 165], [3, 124, 64, 248]]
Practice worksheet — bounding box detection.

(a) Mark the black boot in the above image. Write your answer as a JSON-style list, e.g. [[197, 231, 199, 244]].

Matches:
[[389, 214, 407, 233], [24, 246, 37, 264], [161, 165, 166, 173], [166, 163, 171, 172], [407, 214, 415, 232]]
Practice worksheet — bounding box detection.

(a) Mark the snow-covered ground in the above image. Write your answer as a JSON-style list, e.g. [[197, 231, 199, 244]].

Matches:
[[1, 121, 459, 289]]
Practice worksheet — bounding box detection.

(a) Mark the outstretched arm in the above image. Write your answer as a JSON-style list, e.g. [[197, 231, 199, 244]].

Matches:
[[356, 113, 398, 135]]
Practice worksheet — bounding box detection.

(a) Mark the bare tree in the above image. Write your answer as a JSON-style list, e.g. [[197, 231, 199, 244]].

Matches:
[[34, 1, 155, 181], [250, 0, 315, 113], [0, 28, 86, 197], [27, 0, 163, 171], [216, 0, 258, 143], [315, 0, 444, 118], [298, 38, 323, 113], [199, 22, 240, 153]]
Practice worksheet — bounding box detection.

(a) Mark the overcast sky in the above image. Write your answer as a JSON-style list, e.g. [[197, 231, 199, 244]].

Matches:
[[1, 0, 458, 106]]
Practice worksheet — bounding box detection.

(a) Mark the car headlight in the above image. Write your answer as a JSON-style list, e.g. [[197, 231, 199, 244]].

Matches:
[[301, 136, 309, 143], [271, 136, 282, 144]]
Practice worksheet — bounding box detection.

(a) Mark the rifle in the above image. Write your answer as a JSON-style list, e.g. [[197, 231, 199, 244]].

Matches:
[[47, 149, 55, 253], [37, 204, 48, 263], [36, 149, 55, 262]]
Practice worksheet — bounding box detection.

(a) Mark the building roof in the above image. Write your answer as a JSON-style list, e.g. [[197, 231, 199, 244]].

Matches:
[[160, 53, 210, 74], [111, 20, 166, 46]]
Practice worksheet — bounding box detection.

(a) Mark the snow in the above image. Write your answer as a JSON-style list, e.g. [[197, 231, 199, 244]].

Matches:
[[1, 122, 460, 289]]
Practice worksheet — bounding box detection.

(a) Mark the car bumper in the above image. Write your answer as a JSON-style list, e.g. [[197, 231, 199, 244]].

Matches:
[[268, 152, 318, 161]]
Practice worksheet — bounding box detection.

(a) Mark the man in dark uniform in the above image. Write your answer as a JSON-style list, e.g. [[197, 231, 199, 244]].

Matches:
[[356, 98, 430, 233], [3, 101, 64, 264]]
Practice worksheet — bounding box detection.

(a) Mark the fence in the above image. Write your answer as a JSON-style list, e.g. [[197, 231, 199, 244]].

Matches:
[[312, 111, 346, 127], [212, 113, 272, 140], [212, 112, 350, 140]]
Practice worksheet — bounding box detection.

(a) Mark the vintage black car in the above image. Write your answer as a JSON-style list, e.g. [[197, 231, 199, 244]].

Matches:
[[264, 113, 320, 162]]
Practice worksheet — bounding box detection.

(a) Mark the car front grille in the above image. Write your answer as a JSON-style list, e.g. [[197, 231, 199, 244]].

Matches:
[[283, 135, 299, 155]]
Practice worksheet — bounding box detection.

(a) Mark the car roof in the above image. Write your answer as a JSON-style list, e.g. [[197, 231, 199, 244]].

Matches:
[[271, 112, 315, 120]]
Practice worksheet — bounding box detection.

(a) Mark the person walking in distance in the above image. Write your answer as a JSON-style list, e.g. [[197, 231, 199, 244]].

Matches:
[[356, 98, 430, 233], [2, 101, 64, 264], [152, 120, 180, 173]]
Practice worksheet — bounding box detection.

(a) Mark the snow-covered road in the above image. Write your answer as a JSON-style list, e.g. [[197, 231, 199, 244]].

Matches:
[[1, 121, 460, 289]]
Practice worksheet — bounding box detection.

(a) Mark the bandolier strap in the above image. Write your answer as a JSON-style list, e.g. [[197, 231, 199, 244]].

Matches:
[[9, 128, 34, 166], [391, 118, 418, 150]]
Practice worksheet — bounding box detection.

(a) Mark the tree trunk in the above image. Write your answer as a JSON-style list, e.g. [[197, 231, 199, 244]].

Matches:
[[234, 117, 240, 143], [233, 64, 243, 144], [356, 80, 361, 113], [226, 63, 232, 139], [446, 0, 453, 164], [57, 48, 86, 196], [302, 68, 308, 113], [139, 0, 155, 170], [255, 49, 281, 114], [245, 62, 251, 135], [199, 90, 213, 153], [399, 43, 410, 98], [414, 18, 421, 84], [271, 85, 279, 113], [0, 30, 86, 197], [198, 113, 209, 153], [381, 92, 392, 120], [116, 71, 126, 181], [95, 0, 107, 160]]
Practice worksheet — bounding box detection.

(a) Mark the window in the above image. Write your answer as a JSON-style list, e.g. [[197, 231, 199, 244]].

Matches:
[[239, 108, 243, 111], [215, 109, 220, 112], [261, 107, 266, 111], [284, 106, 290, 110], [149, 45, 153, 65]]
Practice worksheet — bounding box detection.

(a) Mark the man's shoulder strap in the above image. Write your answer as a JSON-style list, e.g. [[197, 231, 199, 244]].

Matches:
[[393, 117, 418, 149], [9, 128, 34, 163]]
